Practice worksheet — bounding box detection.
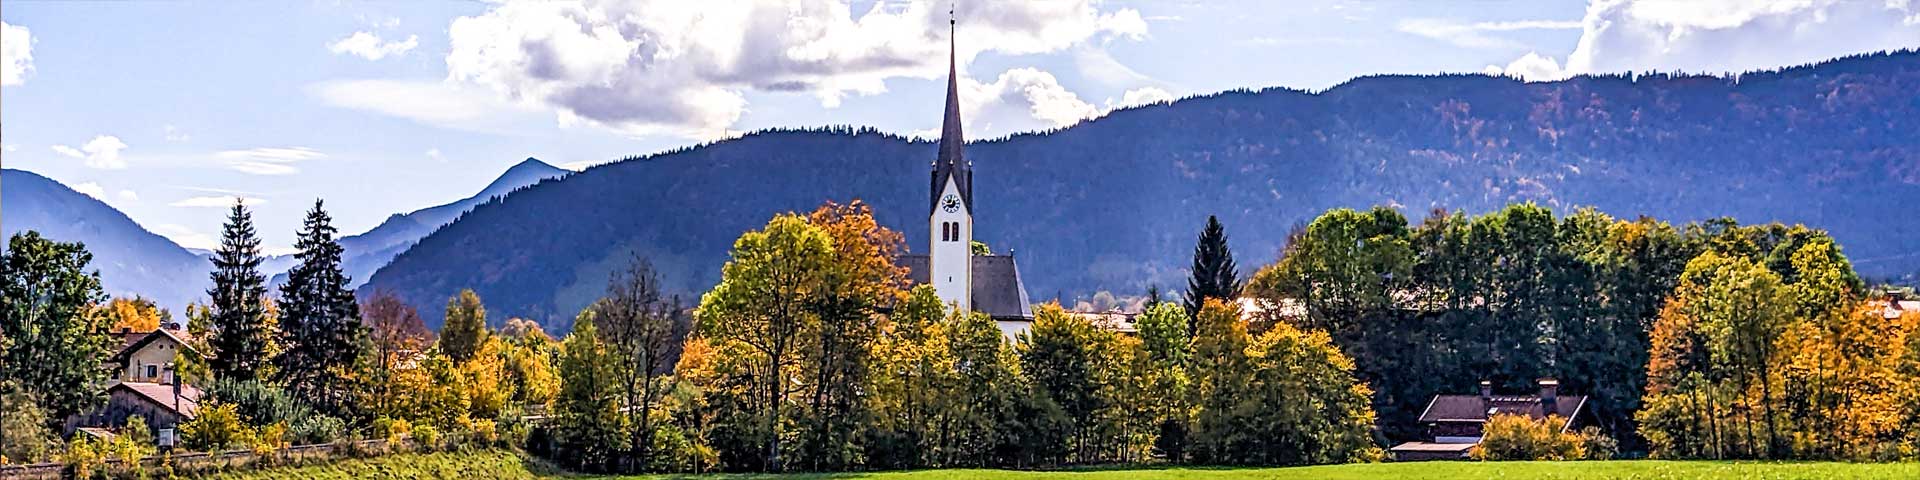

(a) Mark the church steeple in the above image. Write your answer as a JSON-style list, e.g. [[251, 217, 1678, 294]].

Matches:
[[930, 10, 972, 216]]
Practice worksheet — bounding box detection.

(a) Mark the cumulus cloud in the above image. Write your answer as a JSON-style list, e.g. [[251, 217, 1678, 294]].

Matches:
[[215, 147, 326, 175], [426, 148, 444, 162], [118, 190, 139, 202], [52, 135, 130, 169], [1111, 86, 1176, 109], [441, 0, 1147, 138], [960, 68, 1100, 135], [1485, 52, 1569, 81], [1397, 18, 1582, 49], [73, 182, 107, 200], [170, 196, 267, 208], [2, 22, 33, 86], [1489, 0, 1920, 81], [327, 31, 419, 60]]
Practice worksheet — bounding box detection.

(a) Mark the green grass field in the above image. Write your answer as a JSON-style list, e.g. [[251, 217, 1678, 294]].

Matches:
[[607, 461, 1920, 480], [195, 451, 1920, 480]]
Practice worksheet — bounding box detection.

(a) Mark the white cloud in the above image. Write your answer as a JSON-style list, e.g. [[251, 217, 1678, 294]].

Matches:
[[2, 144, 16, 152], [1111, 86, 1176, 109], [1491, 0, 1920, 81], [73, 182, 107, 200], [1397, 18, 1582, 49], [1, 22, 33, 86], [327, 31, 419, 60], [426, 148, 445, 162], [215, 147, 326, 175], [310, 79, 545, 134], [118, 190, 139, 202], [1485, 52, 1569, 81], [52, 135, 130, 169], [170, 196, 267, 208], [151, 224, 220, 251], [960, 67, 1100, 136], [441, 0, 1147, 138]]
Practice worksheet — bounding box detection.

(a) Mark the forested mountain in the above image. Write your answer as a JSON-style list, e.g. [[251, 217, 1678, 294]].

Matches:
[[365, 50, 1920, 332], [1, 169, 210, 317], [268, 157, 569, 289]]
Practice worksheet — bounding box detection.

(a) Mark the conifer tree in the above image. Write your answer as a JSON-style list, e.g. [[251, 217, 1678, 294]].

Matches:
[[439, 289, 489, 363], [274, 199, 365, 417], [207, 200, 271, 382], [1184, 215, 1241, 332]]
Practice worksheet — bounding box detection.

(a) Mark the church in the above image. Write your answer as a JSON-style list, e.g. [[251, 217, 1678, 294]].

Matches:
[[898, 21, 1035, 339]]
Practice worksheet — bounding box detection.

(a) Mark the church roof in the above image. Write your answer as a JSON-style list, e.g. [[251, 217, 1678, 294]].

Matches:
[[899, 254, 1034, 321], [930, 19, 973, 216]]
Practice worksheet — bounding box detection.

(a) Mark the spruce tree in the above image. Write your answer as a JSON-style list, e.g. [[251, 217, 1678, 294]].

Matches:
[[274, 199, 365, 417], [1184, 215, 1241, 332], [208, 200, 271, 382]]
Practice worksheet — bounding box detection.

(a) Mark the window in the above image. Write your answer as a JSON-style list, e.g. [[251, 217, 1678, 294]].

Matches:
[[146, 364, 158, 379]]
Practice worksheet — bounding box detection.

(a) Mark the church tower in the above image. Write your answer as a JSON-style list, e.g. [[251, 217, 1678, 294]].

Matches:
[[929, 16, 973, 312]]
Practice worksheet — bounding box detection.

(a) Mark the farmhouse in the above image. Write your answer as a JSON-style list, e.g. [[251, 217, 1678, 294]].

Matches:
[[1389, 378, 1592, 461], [66, 326, 203, 439], [898, 22, 1035, 339]]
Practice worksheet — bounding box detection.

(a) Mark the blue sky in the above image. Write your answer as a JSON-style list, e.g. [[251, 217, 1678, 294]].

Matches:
[[4, 0, 1917, 253]]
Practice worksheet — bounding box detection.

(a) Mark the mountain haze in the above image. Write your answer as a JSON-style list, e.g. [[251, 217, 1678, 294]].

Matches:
[[269, 157, 569, 290], [2, 169, 210, 318], [366, 51, 1920, 332]]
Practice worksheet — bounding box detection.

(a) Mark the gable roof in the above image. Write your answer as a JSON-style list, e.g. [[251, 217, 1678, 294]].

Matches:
[[110, 381, 203, 418], [110, 328, 199, 364], [1418, 394, 1588, 430], [900, 254, 1033, 321]]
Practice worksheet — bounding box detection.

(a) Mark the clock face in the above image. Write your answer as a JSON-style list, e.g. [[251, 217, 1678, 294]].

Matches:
[[942, 194, 961, 213]]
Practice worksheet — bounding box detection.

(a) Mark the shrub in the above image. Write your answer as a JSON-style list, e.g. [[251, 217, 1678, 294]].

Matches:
[[291, 414, 346, 445], [204, 378, 313, 427], [412, 424, 441, 452], [63, 437, 107, 479], [1578, 426, 1618, 460], [469, 419, 499, 447], [180, 403, 251, 451], [1470, 414, 1585, 461], [0, 389, 60, 463], [376, 417, 412, 446]]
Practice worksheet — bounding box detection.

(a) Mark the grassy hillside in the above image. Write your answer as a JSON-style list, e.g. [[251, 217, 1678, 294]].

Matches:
[[190, 450, 549, 480], [599, 461, 1920, 480]]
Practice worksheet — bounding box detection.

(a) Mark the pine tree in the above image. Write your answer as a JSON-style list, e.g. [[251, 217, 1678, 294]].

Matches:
[[274, 199, 365, 417], [439, 289, 489, 363], [207, 200, 272, 382], [1184, 215, 1241, 332]]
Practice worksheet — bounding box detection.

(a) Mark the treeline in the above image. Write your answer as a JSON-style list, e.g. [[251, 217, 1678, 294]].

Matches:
[[535, 201, 1376, 473], [1247, 203, 1920, 460]]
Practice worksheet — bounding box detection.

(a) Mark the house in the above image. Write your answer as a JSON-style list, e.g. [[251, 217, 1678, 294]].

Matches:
[[66, 326, 203, 439], [897, 20, 1035, 339], [1881, 291, 1920, 320], [1388, 378, 1591, 461], [109, 326, 197, 383]]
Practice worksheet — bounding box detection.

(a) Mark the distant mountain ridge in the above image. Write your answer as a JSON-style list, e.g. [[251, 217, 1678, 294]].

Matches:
[[365, 50, 1920, 332], [1, 159, 568, 318], [2, 169, 210, 318], [269, 157, 569, 289]]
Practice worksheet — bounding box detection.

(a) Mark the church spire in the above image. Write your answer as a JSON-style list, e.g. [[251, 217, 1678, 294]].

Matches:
[[930, 6, 973, 215]]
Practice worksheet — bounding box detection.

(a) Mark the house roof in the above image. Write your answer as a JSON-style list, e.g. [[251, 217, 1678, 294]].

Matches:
[[900, 254, 1033, 321], [110, 328, 200, 364], [110, 381, 203, 419], [1417, 394, 1587, 429]]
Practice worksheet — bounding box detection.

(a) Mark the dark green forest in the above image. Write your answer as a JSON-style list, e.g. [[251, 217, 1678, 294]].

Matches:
[[367, 50, 1920, 332]]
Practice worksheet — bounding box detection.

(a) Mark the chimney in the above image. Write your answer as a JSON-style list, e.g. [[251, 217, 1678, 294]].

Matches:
[[1538, 378, 1560, 417], [1479, 379, 1493, 401]]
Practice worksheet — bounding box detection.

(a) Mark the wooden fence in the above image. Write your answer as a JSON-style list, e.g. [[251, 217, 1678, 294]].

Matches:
[[0, 438, 394, 480]]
